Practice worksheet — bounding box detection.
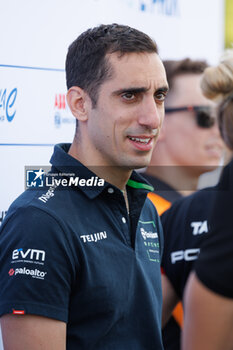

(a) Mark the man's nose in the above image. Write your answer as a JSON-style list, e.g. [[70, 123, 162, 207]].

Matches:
[[138, 97, 163, 130]]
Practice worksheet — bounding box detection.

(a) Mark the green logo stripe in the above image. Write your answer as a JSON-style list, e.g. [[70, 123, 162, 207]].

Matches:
[[127, 179, 154, 192], [139, 220, 156, 228]]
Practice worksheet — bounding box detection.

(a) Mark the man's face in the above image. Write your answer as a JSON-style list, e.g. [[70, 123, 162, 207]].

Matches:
[[162, 74, 224, 171], [84, 52, 168, 169]]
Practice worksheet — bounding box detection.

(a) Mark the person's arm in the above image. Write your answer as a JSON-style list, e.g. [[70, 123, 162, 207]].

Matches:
[[182, 272, 233, 350], [1, 314, 66, 350], [161, 273, 179, 327]]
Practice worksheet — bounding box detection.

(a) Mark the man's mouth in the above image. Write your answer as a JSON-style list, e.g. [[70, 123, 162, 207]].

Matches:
[[128, 137, 151, 144], [127, 134, 157, 151]]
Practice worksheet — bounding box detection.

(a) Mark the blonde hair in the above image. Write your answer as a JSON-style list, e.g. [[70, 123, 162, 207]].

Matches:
[[201, 49, 233, 149]]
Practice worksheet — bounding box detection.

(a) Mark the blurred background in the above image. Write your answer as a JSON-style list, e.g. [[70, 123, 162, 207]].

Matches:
[[0, 0, 232, 346]]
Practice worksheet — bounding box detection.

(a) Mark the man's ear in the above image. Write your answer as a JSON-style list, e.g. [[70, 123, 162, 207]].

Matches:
[[66, 86, 90, 122]]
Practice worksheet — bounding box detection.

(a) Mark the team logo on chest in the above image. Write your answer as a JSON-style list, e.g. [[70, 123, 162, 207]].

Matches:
[[138, 221, 160, 263], [140, 227, 158, 240]]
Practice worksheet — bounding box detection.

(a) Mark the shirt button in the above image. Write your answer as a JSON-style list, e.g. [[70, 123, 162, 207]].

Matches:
[[108, 188, 114, 194], [122, 217, 126, 224]]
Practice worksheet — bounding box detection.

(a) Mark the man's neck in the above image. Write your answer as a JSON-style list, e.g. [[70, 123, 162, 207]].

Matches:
[[68, 141, 132, 191]]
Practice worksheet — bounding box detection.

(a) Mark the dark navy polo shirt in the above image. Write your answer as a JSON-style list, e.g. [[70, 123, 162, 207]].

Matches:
[[0, 143, 164, 350]]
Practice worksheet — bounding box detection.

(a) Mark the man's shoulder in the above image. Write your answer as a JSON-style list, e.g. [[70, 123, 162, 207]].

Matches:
[[2, 185, 81, 230]]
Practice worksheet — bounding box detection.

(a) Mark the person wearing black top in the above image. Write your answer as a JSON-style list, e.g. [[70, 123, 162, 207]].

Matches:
[[183, 50, 233, 350], [161, 185, 218, 312]]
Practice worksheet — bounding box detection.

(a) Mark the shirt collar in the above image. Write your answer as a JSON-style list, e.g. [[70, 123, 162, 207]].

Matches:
[[50, 143, 154, 199]]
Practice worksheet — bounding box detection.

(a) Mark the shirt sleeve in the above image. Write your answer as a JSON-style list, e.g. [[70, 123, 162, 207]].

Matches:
[[0, 205, 77, 322]]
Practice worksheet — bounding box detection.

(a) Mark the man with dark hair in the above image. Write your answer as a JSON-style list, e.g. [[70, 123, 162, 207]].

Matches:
[[0, 24, 168, 349], [143, 58, 224, 350]]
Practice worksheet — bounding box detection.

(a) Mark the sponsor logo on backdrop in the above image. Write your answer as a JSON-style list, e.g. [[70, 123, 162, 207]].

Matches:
[[0, 210, 8, 225], [117, 0, 179, 15], [0, 88, 17, 122], [54, 93, 75, 128], [139, 0, 179, 15]]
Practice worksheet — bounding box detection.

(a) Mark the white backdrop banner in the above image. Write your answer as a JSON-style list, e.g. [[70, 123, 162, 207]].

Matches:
[[0, 1, 224, 347], [0, 0, 224, 211]]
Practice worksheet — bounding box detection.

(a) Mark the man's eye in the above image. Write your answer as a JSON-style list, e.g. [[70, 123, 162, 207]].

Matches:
[[122, 92, 135, 100], [155, 92, 166, 101]]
